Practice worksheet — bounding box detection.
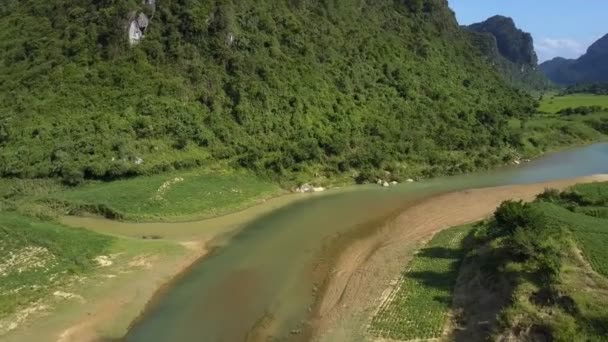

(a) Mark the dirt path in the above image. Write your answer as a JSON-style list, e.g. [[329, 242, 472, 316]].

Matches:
[[313, 175, 608, 341]]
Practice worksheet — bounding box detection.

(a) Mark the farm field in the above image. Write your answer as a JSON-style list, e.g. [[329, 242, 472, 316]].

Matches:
[[488, 183, 608, 341], [537, 182, 608, 277], [507, 111, 608, 158], [369, 225, 473, 340], [35, 168, 283, 222], [539, 94, 608, 113], [369, 181, 608, 341]]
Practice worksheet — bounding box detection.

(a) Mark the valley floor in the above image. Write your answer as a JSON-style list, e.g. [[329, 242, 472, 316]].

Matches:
[[2, 100, 608, 341], [2, 174, 608, 341]]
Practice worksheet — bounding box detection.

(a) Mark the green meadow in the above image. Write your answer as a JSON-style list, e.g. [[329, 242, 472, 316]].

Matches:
[[539, 94, 608, 113], [1, 166, 285, 223], [40, 168, 283, 222], [507, 111, 608, 158], [0, 213, 113, 318]]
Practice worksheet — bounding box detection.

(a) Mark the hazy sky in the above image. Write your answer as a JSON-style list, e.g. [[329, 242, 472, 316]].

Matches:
[[448, 0, 608, 62]]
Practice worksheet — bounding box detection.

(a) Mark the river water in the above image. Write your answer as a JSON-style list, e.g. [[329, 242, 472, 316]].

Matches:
[[124, 143, 608, 342]]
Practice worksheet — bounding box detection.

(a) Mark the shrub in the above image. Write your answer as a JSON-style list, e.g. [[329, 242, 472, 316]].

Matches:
[[492, 201, 541, 236], [536, 188, 561, 202]]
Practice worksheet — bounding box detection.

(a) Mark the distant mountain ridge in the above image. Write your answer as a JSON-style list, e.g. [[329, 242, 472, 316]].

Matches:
[[464, 15, 551, 90], [540, 34, 608, 85]]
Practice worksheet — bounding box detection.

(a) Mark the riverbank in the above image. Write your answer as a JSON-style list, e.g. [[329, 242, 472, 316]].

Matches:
[[4, 105, 607, 225], [4, 142, 608, 341], [312, 174, 608, 341], [7, 175, 608, 342], [1, 189, 324, 342], [0, 235, 202, 342]]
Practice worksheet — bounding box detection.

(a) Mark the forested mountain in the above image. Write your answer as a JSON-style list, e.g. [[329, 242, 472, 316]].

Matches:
[[0, 0, 535, 184], [465, 15, 551, 91], [540, 34, 608, 85]]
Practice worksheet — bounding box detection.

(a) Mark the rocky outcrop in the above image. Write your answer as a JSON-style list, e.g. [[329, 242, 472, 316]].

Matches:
[[295, 183, 326, 193], [464, 15, 550, 90], [128, 1, 156, 46], [129, 14, 147, 45], [467, 16, 537, 66]]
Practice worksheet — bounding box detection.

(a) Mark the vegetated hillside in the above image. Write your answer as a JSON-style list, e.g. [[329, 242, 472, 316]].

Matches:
[[540, 34, 608, 85], [464, 15, 551, 91], [0, 0, 535, 185]]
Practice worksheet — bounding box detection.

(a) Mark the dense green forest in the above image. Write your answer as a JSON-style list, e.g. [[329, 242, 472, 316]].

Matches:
[[0, 0, 536, 185]]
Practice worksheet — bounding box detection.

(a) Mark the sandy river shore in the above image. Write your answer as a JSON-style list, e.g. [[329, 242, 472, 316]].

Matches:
[[312, 175, 608, 341]]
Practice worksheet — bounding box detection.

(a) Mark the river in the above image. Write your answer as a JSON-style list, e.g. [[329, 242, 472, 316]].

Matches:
[[124, 143, 608, 342]]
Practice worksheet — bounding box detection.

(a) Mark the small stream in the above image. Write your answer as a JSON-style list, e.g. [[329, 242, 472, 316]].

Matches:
[[123, 143, 608, 342]]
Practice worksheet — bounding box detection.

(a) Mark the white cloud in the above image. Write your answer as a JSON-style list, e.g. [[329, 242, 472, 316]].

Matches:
[[535, 38, 588, 62]]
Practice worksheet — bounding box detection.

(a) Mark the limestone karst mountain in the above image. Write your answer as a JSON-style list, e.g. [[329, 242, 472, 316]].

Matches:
[[0, 0, 534, 183], [540, 34, 608, 85], [465, 15, 551, 90]]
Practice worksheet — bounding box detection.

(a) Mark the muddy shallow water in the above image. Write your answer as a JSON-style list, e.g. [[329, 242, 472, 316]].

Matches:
[[119, 144, 608, 342]]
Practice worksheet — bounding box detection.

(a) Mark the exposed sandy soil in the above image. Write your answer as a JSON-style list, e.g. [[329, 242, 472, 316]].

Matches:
[[312, 175, 608, 341], [6, 192, 309, 342], [57, 240, 210, 342], [2, 238, 211, 342]]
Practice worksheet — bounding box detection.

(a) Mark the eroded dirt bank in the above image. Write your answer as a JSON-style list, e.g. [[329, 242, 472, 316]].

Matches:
[[313, 175, 608, 341]]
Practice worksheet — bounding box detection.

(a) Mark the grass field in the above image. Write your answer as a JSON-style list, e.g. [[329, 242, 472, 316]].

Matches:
[[570, 181, 608, 204], [0, 210, 191, 338], [369, 225, 472, 340], [508, 111, 608, 158], [539, 94, 608, 113], [0, 212, 113, 320], [38, 168, 283, 222]]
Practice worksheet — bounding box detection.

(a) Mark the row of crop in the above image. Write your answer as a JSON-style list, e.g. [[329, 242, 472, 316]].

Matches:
[[369, 226, 471, 340]]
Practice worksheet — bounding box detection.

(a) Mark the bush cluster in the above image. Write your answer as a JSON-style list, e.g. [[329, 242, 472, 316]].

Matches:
[[560, 83, 608, 96], [558, 106, 606, 115], [489, 200, 565, 283]]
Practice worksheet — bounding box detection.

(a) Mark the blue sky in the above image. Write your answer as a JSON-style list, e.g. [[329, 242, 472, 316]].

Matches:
[[448, 0, 608, 62]]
